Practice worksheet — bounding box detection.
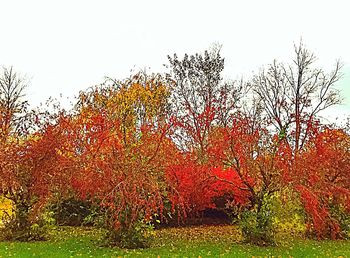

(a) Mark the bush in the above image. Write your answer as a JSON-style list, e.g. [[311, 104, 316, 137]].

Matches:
[[329, 203, 350, 239], [239, 196, 275, 246], [103, 219, 155, 249], [0, 196, 13, 227], [270, 188, 306, 244], [0, 208, 55, 241], [84, 204, 157, 249], [50, 198, 94, 226], [237, 188, 306, 246]]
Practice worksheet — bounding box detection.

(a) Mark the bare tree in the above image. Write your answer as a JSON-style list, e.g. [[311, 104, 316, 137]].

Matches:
[[252, 42, 342, 153], [0, 66, 29, 141], [167, 45, 242, 160]]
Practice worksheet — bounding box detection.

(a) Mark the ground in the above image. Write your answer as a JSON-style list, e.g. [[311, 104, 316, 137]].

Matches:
[[0, 225, 349, 257]]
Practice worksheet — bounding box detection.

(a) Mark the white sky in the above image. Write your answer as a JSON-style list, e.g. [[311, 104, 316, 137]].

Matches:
[[1, 0, 349, 120]]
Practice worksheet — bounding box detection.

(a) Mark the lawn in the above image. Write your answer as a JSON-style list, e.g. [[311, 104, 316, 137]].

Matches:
[[0, 225, 349, 257]]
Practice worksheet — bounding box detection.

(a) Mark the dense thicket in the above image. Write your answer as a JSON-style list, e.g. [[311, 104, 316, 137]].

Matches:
[[0, 44, 349, 247]]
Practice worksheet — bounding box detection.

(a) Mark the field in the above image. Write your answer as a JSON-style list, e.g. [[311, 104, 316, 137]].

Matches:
[[0, 226, 349, 258]]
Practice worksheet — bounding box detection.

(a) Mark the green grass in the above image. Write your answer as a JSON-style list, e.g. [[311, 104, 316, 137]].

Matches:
[[0, 225, 349, 257]]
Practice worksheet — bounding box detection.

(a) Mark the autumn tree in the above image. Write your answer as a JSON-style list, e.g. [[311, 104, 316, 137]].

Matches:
[[164, 47, 247, 221], [0, 66, 69, 241], [251, 42, 342, 153], [0, 119, 69, 240], [60, 72, 178, 248], [0, 66, 32, 240], [206, 112, 295, 245], [76, 72, 170, 146], [250, 43, 347, 241], [296, 125, 350, 239]]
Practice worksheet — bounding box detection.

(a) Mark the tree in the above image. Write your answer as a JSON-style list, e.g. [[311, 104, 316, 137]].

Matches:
[[250, 43, 349, 240], [0, 66, 32, 240], [166, 47, 296, 243], [76, 72, 170, 147], [0, 66, 67, 241], [206, 113, 293, 245], [167, 46, 243, 162], [0, 123, 69, 241], [252, 42, 342, 153], [296, 125, 350, 239], [0, 66, 29, 141], [164, 46, 250, 225], [60, 73, 178, 248]]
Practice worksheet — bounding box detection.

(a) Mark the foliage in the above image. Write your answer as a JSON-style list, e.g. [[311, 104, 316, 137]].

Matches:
[[0, 196, 12, 226], [0, 45, 349, 248], [0, 124, 71, 241], [238, 194, 275, 246], [296, 126, 350, 239], [166, 160, 251, 220], [269, 188, 306, 244], [0, 66, 69, 241], [103, 218, 155, 249], [165, 161, 216, 218], [206, 114, 294, 245], [0, 209, 55, 241], [56, 72, 177, 247], [237, 188, 306, 246], [50, 197, 95, 226], [329, 203, 350, 239]]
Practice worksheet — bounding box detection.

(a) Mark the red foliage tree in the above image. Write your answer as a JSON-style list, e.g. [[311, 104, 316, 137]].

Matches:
[[296, 126, 350, 239], [0, 121, 71, 240], [207, 115, 292, 207], [55, 74, 179, 247]]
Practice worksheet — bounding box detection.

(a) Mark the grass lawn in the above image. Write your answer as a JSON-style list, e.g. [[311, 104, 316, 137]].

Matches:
[[0, 225, 349, 257]]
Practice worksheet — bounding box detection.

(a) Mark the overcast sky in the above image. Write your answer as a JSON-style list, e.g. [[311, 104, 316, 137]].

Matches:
[[1, 0, 349, 120]]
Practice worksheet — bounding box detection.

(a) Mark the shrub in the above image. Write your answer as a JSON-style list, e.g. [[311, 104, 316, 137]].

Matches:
[[270, 188, 306, 244], [102, 218, 155, 249], [0, 207, 55, 241], [237, 188, 306, 246], [50, 197, 94, 226], [329, 203, 350, 239], [238, 193, 275, 246], [0, 196, 13, 227]]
